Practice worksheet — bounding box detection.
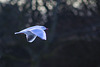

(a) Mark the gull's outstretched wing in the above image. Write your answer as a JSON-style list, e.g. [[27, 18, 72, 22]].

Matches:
[[15, 32, 22, 34], [15, 31, 37, 42], [30, 29, 46, 40], [25, 31, 37, 42]]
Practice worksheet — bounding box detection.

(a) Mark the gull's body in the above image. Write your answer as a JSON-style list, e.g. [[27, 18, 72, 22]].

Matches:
[[15, 26, 47, 42]]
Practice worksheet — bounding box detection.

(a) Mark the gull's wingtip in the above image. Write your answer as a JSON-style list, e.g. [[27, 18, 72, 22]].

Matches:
[[15, 32, 17, 34], [42, 37, 46, 40], [14, 32, 20, 34], [28, 40, 34, 43]]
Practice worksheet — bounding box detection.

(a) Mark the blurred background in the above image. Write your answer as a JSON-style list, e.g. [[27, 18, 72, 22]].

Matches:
[[0, 0, 100, 67]]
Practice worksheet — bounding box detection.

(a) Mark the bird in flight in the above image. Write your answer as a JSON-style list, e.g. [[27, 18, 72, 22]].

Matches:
[[15, 26, 48, 43]]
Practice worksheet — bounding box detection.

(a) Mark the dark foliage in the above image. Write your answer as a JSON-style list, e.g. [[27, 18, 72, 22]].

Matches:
[[0, 0, 100, 67]]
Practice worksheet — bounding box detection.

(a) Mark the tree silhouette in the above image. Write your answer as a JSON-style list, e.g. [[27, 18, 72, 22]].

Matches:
[[0, 0, 100, 67]]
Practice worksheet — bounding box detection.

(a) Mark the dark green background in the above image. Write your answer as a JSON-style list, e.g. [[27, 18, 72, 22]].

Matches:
[[0, 0, 100, 67]]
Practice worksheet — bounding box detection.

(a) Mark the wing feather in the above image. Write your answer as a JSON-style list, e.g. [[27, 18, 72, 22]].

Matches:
[[30, 29, 46, 40], [25, 31, 37, 42]]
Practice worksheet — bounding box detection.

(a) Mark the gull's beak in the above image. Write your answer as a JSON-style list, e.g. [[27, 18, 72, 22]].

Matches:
[[46, 28, 48, 30]]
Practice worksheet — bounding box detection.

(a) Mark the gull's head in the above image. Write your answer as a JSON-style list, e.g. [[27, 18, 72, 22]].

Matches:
[[41, 26, 48, 30], [33, 25, 48, 30]]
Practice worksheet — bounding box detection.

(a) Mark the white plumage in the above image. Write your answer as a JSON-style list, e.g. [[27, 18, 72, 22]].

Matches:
[[15, 26, 47, 42]]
